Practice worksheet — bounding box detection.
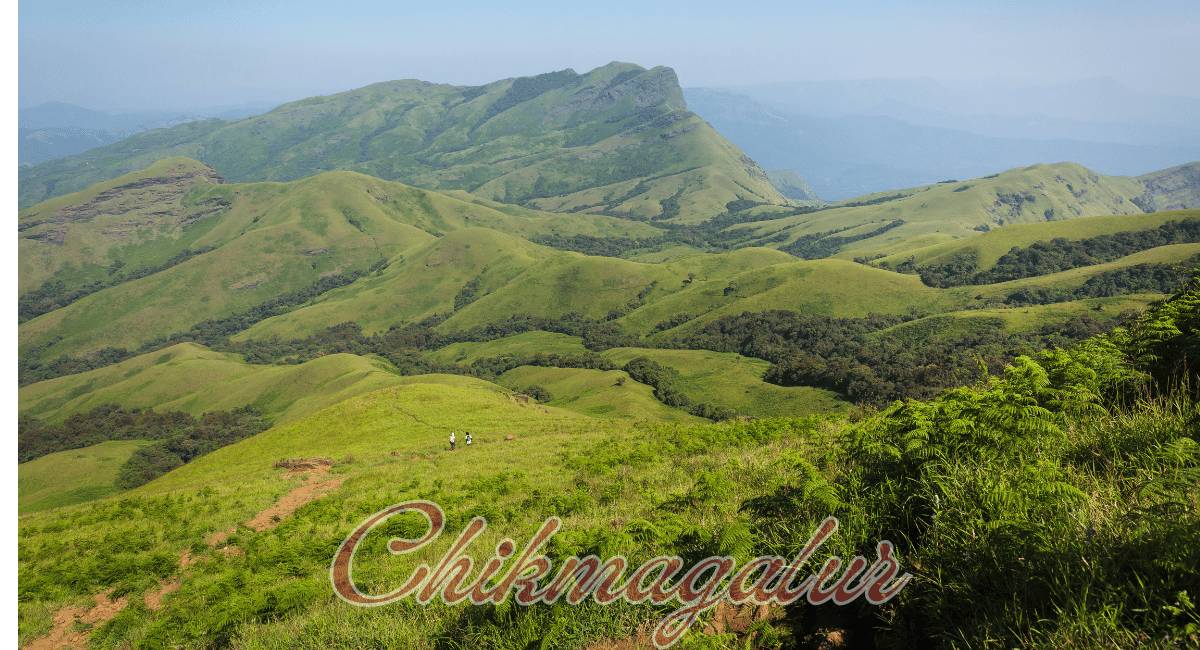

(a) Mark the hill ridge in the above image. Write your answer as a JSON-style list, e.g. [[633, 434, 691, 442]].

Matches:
[[18, 63, 787, 217]]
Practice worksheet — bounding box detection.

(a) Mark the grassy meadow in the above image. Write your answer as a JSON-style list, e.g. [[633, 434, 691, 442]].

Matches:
[[18, 334, 1200, 648]]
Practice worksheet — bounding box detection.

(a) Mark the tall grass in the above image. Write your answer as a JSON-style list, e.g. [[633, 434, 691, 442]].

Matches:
[[17, 330, 1198, 649]]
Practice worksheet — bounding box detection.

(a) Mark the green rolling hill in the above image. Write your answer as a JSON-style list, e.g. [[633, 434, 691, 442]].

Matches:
[[874, 210, 1199, 271], [17, 71, 1200, 529], [18, 63, 788, 217], [736, 162, 1158, 260], [18, 159, 664, 360], [18, 343, 404, 426], [1136, 161, 1200, 212], [496, 365, 705, 422], [19, 158, 1200, 428]]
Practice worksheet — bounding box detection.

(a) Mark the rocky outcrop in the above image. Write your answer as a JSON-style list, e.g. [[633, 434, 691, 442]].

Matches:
[[1137, 161, 1200, 212]]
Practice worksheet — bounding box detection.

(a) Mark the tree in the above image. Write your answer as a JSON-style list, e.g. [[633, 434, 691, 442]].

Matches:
[[524, 385, 553, 403]]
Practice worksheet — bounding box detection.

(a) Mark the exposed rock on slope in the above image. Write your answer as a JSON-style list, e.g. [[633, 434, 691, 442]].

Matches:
[[1137, 161, 1200, 212]]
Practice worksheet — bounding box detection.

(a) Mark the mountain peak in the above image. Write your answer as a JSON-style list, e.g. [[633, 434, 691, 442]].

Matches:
[[20, 64, 782, 215]]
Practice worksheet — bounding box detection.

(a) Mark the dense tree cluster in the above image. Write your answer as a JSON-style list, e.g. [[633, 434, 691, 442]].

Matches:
[[522, 385, 552, 403], [665, 310, 1130, 405], [620, 356, 734, 421], [18, 404, 267, 478], [780, 220, 905, 260], [115, 407, 269, 488], [1000, 256, 1200, 306], [20, 404, 192, 463], [913, 218, 1200, 287], [453, 268, 487, 311]]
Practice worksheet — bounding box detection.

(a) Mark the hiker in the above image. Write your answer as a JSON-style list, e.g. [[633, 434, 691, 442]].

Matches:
[[465, 432, 473, 446], [450, 432, 456, 451]]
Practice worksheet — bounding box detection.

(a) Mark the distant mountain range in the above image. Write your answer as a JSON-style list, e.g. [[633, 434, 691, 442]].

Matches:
[[723, 77, 1200, 142], [684, 80, 1200, 201], [18, 101, 283, 166]]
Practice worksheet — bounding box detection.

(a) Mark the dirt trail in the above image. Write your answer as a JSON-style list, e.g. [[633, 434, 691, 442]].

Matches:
[[26, 589, 128, 650], [249, 464, 346, 532], [25, 461, 349, 649]]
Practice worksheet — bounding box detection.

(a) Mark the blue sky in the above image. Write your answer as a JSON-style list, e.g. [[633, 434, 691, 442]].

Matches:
[[17, 0, 1200, 110]]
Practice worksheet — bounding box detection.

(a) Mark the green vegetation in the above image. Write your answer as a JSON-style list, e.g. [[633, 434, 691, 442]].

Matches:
[[994, 255, 1200, 307], [781, 219, 906, 259], [18, 63, 786, 217], [496, 365, 702, 421], [600, 347, 847, 418], [18, 440, 152, 513], [19, 403, 269, 508], [19, 246, 217, 323], [907, 217, 1200, 287], [17, 63, 1200, 649], [18, 344, 407, 427], [873, 210, 1198, 272], [16, 273, 1199, 649], [427, 331, 588, 365], [669, 309, 1136, 406], [739, 162, 1158, 261]]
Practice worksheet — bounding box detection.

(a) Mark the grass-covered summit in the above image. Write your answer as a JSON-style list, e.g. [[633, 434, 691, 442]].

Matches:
[[18, 62, 787, 218]]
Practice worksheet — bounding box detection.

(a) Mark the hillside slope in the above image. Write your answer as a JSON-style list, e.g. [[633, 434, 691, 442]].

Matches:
[[741, 162, 1164, 259], [1137, 161, 1200, 212], [19, 63, 788, 217], [17, 160, 664, 360]]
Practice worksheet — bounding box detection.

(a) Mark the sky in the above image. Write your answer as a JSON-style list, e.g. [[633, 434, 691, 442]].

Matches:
[[18, 0, 1200, 112]]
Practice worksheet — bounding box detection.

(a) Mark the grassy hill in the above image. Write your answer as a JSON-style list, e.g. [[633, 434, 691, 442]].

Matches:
[[738, 162, 1153, 260], [18, 440, 153, 513], [1137, 161, 1200, 212], [18, 343, 406, 426], [598, 347, 847, 417], [19, 158, 1199, 435], [496, 365, 705, 422], [16, 64, 1200, 650], [22, 155, 1197, 366], [146, 379, 608, 490], [17, 157, 227, 294], [874, 209, 1200, 271], [628, 258, 960, 340], [18, 63, 788, 217], [18, 161, 665, 361], [426, 331, 590, 365]]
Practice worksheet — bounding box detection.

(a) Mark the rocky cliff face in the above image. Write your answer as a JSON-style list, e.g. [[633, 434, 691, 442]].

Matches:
[[1137, 162, 1200, 212]]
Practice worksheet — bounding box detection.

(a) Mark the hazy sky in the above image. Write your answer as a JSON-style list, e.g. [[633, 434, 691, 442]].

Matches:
[[17, 0, 1200, 111]]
